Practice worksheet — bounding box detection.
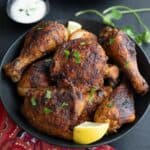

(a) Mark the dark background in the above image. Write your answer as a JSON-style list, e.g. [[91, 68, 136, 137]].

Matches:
[[0, 0, 150, 149]]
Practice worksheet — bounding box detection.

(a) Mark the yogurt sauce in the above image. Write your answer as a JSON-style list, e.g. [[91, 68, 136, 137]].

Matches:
[[9, 0, 48, 24]]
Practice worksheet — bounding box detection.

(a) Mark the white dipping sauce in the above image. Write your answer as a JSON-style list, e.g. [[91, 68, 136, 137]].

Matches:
[[9, 0, 47, 24]]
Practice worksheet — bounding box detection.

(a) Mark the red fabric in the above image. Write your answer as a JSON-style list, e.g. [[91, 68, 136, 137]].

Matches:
[[0, 101, 115, 150]]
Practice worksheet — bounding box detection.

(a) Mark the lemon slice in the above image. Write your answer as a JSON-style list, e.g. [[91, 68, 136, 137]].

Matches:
[[73, 121, 109, 144], [67, 21, 82, 34]]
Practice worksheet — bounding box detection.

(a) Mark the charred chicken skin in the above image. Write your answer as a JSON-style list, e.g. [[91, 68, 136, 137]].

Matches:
[[3, 20, 149, 141], [22, 86, 112, 140], [99, 26, 149, 94], [17, 59, 52, 96], [4, 21, 69, 82], [94, 82, 136, 133], [50, 39, 108, 92]]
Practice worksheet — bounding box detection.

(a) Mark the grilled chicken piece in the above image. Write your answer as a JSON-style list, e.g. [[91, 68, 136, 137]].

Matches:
[[94, 82, 136, 133], [22, 86, 104, 140], [17, 59, 51, 96], [4, 21, 69, 82], [80, 86, 113, 121], [99, 27, 149, 94], [50, 39, 108, 92], [104, 64, 119, 86], [69, 29, 97, 41]]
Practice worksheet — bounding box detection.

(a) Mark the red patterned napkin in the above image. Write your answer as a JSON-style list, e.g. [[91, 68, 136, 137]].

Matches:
[[0, 101, 115, 150]]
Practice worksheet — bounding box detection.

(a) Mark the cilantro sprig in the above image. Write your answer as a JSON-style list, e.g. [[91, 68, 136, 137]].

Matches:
[[75, 6, 150, 45]]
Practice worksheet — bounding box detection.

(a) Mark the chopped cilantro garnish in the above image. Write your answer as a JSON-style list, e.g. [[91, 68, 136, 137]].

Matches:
[[88, 87, 97, 104], [60, 102, 68, 108], [124, 61, 130, 69], [107, 103, 114, 108], [109, 38, 115, 45], [45, 90, 52, 99], [31, 97, 37, 106], [73, 50, 81, 64], [44, 107, 52, 114], [64, 49, 70, 59]]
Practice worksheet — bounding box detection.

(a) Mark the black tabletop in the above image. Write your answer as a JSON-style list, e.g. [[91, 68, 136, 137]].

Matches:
[[0, 0, 150, 149]]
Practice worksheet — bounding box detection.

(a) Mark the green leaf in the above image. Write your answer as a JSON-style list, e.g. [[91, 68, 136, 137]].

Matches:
[[45, 90, 52, 99], [121, 26, 135, 39], [103, 15, 114, 26], [109, 38, 115, 45], [60, 102, 69, 109], [124, 61, 130, 69], [135, 34, 143, 45], [73, 50, 81, 64], [110, 9, 123, 20], [64, 49, 70, 59], [103, 9, 122, 26], [142, 30, 150, 43], [44, 107, 52, 114], [107, 102, 114, 108], [31, 97, 37, 106], [88, 87, 97, 104]]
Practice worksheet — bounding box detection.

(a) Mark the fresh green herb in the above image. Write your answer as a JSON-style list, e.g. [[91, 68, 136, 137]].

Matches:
[[75, 6, 150, 45], [45, 90, 52, 99], [64, 49, 70, 59], [29, 8, 36, 11], [25, 9, 30, 16], [80, 42, 86, 46], [142, 30, 150, 43], [88, 87, 97, 104], [109, 38, 115, 45], [103, 9, 123, 26], [121, 26, 135, 39], [31, 97, 37, 106], [44, 107, 52, 114], [60, 102, 69, 108], [73, 51, 81, 63], [19, 9, 24, 12], [107, 102, 113, 108], [124, 61, 130, 69]]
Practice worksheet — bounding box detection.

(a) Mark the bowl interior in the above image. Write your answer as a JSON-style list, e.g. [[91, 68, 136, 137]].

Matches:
[[0, 19, 150, 148]]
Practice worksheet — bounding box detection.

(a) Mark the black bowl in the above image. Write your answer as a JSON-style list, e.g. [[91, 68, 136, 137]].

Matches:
[[0, 19, 150, 148]]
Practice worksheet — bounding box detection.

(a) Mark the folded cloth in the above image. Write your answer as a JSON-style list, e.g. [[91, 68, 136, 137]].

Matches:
[[0, 101, 115, 150]]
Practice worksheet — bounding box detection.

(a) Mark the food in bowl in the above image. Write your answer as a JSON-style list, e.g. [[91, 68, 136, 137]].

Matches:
[[3, 20, 149, 144]]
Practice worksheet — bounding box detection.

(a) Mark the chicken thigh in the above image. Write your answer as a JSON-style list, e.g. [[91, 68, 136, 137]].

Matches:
[[17, 59, 51, 96], [4, 21, 69, 82], [50, 38, 108, 92], [22, 86, 106, 140], [94, 82, 136, 133]]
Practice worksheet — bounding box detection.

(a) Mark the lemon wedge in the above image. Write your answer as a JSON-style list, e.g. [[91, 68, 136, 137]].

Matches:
[[67, 21, 82, 34], [73, 121, 109, 144]]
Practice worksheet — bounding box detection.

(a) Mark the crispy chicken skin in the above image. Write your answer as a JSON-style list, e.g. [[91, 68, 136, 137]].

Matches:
[[94, 82, 136, 133], [69, 29, 97, 41], [17, 59, 51, 96], [4, 21, 69, 82], [99, 26, 149, 94], [104, 64, 119, 85], [50, 39, 108, 92], [22, 86, 106, 140]]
